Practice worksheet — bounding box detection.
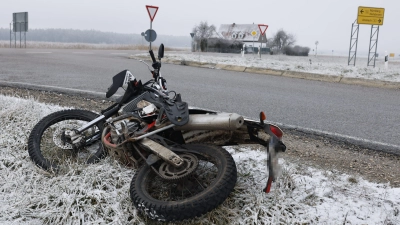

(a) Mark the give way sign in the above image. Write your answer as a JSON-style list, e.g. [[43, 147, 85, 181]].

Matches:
[[258, 24, 268, 35], [146, 5, 159, 22]]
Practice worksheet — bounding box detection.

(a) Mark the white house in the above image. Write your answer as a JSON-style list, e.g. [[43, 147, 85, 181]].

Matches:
[[217, 23, 268, 49]]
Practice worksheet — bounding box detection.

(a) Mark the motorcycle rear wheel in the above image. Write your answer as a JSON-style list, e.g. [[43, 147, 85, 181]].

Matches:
[[130, 144, 237, 222], [28, 109, 106, 173]]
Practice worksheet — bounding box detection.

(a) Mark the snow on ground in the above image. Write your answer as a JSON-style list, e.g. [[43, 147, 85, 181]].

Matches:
[[150, 52, 400, 82], [1, 94, 399, 224]]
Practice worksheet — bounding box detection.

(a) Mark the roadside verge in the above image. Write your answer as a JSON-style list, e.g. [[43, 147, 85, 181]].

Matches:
[[130, 56, 400, 89]]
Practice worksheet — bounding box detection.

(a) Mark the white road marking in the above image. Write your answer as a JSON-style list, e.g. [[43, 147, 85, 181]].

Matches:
[[26, 52, 52, 54], [111, 53, 128, 55], [73, 52, 94, 54]]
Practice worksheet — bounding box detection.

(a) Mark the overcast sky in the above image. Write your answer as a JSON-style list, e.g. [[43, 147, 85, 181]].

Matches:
[[1, 0, 399, 54]]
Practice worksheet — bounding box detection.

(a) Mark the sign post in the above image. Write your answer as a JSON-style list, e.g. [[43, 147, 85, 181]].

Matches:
[[258, 24, 268, 58], [357, 6, 385, 67], [385, 50, 388, 70], [190, 32, 194, 52], [145, 5, 159, 50], [12, 12, 28, 48], [251, 30, 257, 56]]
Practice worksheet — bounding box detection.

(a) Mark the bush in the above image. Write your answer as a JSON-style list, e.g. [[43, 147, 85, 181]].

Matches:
[[283, 45, 310, 56], [206, 38, 243, 53]]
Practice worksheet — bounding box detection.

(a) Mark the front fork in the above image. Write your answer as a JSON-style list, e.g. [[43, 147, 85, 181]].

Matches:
[[64, 106, 120, 150]]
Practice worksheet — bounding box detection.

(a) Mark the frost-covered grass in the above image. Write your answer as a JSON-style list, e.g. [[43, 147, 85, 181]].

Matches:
[[152, 52, 400, 82], [1, 94, 399, 224]]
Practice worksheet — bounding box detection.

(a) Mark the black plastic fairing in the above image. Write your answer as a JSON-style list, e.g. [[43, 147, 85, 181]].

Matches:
[[106, 70, 127, 98]]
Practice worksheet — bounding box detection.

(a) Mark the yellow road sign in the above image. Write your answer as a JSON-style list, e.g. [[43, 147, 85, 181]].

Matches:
[[357, 6, 385, 25], [251, 30, 257, 36], [390, 53, 395, 57], [358, 16, 383, 25]]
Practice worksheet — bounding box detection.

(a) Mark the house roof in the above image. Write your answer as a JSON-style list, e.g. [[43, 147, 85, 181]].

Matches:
[[218, 24, 263, 42]]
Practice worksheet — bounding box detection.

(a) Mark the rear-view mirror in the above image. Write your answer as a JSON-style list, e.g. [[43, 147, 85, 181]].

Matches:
[[158, 44, 164, 59]]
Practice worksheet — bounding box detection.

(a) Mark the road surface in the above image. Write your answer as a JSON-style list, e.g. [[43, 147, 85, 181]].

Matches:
[[1, 48, 399, 151]]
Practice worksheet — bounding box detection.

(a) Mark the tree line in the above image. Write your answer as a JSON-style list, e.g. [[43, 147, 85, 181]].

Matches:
[[0, 28, 190, 47]]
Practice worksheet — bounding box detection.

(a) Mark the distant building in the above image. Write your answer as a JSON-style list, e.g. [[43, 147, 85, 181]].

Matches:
[[194, 23, 269, 53], [218, 23, 268, 52]]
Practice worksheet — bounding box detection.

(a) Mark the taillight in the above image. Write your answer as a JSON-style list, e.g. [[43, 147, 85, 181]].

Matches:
[[270, 125, 283, 139]]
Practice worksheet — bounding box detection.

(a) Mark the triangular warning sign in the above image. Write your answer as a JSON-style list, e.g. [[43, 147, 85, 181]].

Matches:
[[258, 24, 268, 35], [146, 5, 159, 22]]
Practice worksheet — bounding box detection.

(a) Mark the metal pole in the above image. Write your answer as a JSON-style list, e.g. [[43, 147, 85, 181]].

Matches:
[[10, 23, 11, 48], [347, 22, 353, 65], [20, 31, 21, 48], [385, 50, 388, 70], [25, 32, 26, 48], [373, 26, 380, 68], [149, 21, 152, 50], [191, 37, 194, 52], [355, 20, 359, 66], [199, 37, 201, 60], [253, 36, 255, 56], [367, 25, 373, 67]]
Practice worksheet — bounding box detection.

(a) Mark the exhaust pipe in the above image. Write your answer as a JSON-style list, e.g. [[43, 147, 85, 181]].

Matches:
[[175, 113, 244, 131]]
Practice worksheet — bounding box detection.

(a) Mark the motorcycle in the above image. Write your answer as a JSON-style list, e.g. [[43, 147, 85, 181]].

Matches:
[[27, 44, 286, 222]]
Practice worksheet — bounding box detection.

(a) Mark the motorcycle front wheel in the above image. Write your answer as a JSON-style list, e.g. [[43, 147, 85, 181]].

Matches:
[[28, 109, 106, 173], [130, 144, 237, 222]]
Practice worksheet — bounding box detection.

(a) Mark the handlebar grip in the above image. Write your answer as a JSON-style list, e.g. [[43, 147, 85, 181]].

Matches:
[[149, 50, 156, 63]]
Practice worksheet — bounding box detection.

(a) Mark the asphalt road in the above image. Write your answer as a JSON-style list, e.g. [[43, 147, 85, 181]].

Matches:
[[1, 48, 399, 151]]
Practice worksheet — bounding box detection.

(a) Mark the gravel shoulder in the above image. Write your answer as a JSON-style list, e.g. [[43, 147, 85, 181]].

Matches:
[[1, 86, 399, 187]]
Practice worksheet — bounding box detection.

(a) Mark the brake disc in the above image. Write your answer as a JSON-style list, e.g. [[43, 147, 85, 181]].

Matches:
[[158, 153, 199, 181], [52, 124, 79, 150]]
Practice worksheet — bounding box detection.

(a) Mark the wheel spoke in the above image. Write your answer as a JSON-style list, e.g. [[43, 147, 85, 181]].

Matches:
[[31, 110, 104, 173], [146, 157, 218, 201], [194, 177, 206, 190]]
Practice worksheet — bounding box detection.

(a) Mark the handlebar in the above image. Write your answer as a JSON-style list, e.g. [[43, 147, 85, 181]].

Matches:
[[149, 50, 156, 63], [144, 49, 165, 91], [149, 50, 161, 79]]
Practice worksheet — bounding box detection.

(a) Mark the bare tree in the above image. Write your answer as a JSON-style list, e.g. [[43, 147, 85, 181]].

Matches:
[[192, 21, 216, 52], [269, 29, 296, 53]]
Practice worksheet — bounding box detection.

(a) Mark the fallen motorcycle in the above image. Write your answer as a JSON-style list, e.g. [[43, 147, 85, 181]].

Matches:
[[28, 44, 286, 222]]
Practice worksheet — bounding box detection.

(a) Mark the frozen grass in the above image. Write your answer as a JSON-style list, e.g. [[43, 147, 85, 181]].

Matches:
[[1, 94, 399, 224], [151, 52, 400, 83]]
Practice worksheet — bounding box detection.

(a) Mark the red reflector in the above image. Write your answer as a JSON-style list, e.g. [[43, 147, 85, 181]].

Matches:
[[260, 112, 266, 121], [270, 125, 283, 139]]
